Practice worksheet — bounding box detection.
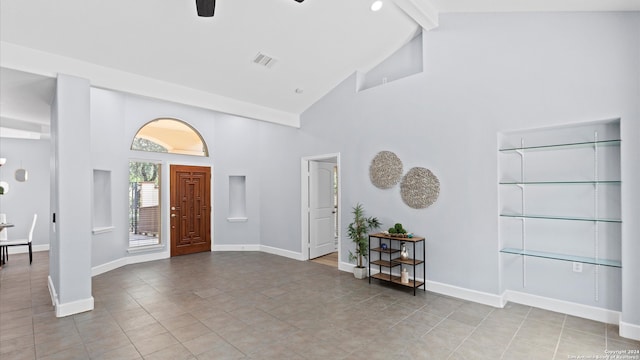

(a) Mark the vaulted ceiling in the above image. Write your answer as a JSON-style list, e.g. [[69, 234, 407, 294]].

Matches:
[[1, 0, 639, 136]]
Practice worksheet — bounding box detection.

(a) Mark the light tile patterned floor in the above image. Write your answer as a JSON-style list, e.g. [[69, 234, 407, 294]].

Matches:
[[1, 251, 639, 359]]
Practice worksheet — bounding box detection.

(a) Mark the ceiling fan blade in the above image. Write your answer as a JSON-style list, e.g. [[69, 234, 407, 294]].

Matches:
[[196, 0, 215, 17]]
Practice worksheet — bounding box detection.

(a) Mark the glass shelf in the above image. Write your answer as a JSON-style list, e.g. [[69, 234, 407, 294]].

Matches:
[[499, 180, 621, 185], [500, 248, 621, 268], [500, 213, 622, 223], [499, 139, 620, 153]]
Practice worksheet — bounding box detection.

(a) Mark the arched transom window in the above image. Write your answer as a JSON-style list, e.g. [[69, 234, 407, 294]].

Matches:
[[131, 118, 209, 157]]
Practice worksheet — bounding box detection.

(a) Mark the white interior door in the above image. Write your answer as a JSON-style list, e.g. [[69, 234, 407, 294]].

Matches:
[[309, 161, 336, 259]]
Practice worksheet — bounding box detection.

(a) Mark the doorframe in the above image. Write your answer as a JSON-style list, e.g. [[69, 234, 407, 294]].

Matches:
[[301, 153, 341, 262]]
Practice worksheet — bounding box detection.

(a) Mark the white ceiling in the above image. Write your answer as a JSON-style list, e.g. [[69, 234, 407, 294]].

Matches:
[[1, 0, 639, 135]]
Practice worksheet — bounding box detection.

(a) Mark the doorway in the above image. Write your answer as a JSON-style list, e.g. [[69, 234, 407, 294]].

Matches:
[[170, 165, 211, 256], [301, 154, 340, 267]]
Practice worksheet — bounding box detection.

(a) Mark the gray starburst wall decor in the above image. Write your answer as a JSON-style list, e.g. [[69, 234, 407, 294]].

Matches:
[[369, 151, 403, 189], [400, 167, 440, 209]]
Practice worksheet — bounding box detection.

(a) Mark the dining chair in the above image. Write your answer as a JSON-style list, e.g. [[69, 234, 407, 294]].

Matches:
[[0, 214, 37, 265]]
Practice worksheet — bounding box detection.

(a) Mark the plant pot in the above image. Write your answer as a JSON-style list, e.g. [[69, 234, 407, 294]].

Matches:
[[353, 266, 367, 279]]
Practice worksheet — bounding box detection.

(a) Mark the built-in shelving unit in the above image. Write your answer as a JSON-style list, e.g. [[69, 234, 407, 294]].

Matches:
[[499, 120, 622, 305]]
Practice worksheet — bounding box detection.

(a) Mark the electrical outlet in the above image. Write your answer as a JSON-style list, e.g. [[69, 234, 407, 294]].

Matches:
[[572, 262, 583, 273]]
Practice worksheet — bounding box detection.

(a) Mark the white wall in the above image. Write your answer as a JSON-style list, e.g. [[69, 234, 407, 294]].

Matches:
[[88, 89, 272, 267], [213, 114, 262, 248], [256, 122, 305, 252], [299, 11, 639, 321], [0, 138, 50, 248], [90, 88, 128, 266]]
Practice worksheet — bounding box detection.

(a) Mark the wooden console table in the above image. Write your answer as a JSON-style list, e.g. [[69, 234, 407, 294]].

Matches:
[[368, 233, 426, 295]]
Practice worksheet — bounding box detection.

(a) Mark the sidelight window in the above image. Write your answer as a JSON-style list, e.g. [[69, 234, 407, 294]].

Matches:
[[129, 161, 161, 248]]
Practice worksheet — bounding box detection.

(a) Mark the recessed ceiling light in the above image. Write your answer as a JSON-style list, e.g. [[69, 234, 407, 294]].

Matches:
[[370, 0, 383, 11]]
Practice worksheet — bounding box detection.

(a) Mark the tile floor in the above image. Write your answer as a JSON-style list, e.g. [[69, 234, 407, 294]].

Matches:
[[1, 251, 639, 359]]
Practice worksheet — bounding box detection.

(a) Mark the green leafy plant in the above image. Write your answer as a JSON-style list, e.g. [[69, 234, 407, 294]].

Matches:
[[348, 203, 382, 268], [394, 223, 407, 234]]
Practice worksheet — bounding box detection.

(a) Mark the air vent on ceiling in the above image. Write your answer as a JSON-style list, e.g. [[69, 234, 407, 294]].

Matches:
[[253, 52, 277, 68]]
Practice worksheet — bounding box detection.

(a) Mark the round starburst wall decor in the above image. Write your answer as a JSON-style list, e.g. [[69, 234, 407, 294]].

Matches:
[[369, 151, 403, 189], [400, 167, 440, 209]]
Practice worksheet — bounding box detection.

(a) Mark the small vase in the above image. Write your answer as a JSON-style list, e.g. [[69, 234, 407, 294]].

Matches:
[[401, 268, 409, 284], [400, 242, 409, 260]]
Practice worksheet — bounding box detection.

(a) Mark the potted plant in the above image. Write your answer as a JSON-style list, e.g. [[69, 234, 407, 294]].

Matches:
[[388, 223, 407, 237], [348, 203, 381, 279]]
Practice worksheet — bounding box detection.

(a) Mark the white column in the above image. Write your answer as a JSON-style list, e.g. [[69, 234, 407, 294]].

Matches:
[[48, 74, 94, 317]]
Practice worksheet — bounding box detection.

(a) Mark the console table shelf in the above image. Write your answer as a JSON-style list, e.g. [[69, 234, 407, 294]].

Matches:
[[368, 233, 426, 295], [371, 273, 425, 288]]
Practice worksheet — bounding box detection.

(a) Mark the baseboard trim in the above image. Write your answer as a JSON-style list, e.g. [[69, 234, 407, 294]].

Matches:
[[48, 275, 58, 306], [619, 321, 640, 341], [339, 261, 356, 273], [92, 258, 128, 277], [358, 267, 504, 308], [211, 244, 303, 261], [427, 280, 505, 308], [260, 245, 304, 261], [126, 251, 169, 266], [47, 275, 94, 317], [6, 243, 49, 255], [212, 244, 261, 252], [503, 290, 620, 325], [92, 251, 169, 276], [91, 244, 296, 276], [55, 296, 94, 318]]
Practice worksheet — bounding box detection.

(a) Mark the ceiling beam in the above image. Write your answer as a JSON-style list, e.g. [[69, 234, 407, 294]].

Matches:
[[392, 0, 439, 30]]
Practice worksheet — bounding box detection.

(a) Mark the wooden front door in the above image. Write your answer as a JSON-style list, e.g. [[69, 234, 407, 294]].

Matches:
[[170, 165, 211, 256]]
